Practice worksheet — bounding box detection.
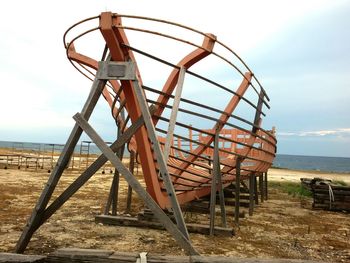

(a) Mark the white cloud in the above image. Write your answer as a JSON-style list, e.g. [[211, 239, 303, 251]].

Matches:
[[0, 0, 348, 157], [278, 128, 350, 137]]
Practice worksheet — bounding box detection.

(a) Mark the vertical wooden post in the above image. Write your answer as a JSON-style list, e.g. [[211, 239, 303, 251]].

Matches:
[[254, 175, 259, 205], [163, 67, 185, 162], [249, 173, 255, 216], [259, 173, 264, 203], [217, 162, 227, 228], [235, 157, 241, 226], [265, 172, 268, 200], [209, 160, 217, 235], [104, 124, 125, 215], [212, 130, 227, 230], [104, 169, 120, 215], [125, 151, 135, 214]]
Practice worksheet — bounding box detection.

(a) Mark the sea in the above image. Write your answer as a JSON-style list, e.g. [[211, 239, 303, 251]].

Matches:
[[0, 140, 349, 173], [273, 154, 350, 174]]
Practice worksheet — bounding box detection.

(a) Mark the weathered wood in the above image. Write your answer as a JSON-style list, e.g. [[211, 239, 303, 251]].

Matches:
[[249, 173, 255, 216], [95, 215, 234, 236], [313, 203, 350, 211], [210, 130, 228, 235], [181, 201, 245, 218], [214, 132, 227, 228], [203, 195, 251, 207], [137, 209, 175, 223], [225, 185, 250, 194], [46, 248, 327, 263], [132, 79, 189, 240], [301, 177, 350, 212], [0, 253, 45, 263], [259, 173, 264, 202], [125, 151, 135, 214], [223, 191, 251, 200], [220, 198, 250, 207], [105, 127, 125, 215], [15, 73, 108, 253], [264, 172, 268, 200], [203, 191, 250, 200], [73, 113, 198, 255], [235, 158, 241, 225], [41, 115, 144, 225], [254, 175, 259, 205], [104, 168, 120, 215], [163, 66, 185, 162], [313, 189, 350, 196]]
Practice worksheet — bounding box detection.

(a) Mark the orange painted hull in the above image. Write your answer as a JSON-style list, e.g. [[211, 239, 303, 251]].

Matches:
[[64, 12, 277, 209]]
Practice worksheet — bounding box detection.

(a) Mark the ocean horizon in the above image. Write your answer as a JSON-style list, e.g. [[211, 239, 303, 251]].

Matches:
[[0, 140, 349, 174], [272, 154, 350, 174]]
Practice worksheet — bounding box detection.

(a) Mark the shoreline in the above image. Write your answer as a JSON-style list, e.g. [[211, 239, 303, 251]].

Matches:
[[1, 146, 349, 183], [268, 167, 350, 184], [271, 165, 350, 175]]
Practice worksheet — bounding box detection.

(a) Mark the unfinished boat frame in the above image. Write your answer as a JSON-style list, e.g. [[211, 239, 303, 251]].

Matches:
[[16, 12, 277, 255]]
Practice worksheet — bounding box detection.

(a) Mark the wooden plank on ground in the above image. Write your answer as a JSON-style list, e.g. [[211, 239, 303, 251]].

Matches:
[[46, 248, 328, 263], [95, 215, 234, 236], [0, 253, 45, 262]]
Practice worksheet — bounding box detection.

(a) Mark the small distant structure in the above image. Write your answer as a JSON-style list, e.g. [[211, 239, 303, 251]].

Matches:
[[16, 12, 277, 255], [0, 142, 63, 172]]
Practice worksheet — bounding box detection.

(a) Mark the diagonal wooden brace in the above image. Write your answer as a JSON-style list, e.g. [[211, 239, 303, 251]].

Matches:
[[73, 113, 199, 256], [15, 73, 107, 253], [131, 79, 190, 239]]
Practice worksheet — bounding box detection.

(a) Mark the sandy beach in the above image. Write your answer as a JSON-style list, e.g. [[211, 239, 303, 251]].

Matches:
[[268, 167, 350, 184], [0, 165, 349, 262]]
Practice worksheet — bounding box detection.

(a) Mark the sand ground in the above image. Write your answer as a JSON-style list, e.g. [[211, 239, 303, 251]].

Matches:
[[0, 165, 349, 262], [268, 168, 350, 184]]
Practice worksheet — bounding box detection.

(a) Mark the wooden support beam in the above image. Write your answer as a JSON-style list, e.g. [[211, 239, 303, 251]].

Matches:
[[0, 253, 45, 262], [163, 66, 186, 162], [15, 73, 108, 254], [95, 215, 234, 237], [199, 197, 250, 207], [104, 125, 125, 215], [181, 202, 245, 218], [235, 158, 241, 226], [125, 151, 135, 214], [259, 173, 264, 203], [73, 113, 198, 255], [131, 79, 189, 239], [265, 172, 268, 200], [249, 173, 255, 216], [254, 176, 259, 205], [252, 90, 265, 134], [214, 130, 226, 228], [46, 248, 327, 263], [41, 112, 145, 227], [209, 132, 219, 235], [104, 169, 120, 215]]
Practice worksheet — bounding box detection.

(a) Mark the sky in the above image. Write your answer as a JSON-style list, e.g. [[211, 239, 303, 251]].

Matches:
[[0, 0, 349, 157]]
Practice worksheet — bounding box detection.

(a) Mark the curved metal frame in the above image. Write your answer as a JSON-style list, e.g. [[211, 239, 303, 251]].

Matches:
[[16, 12, 277, 255], [62, 12, 277, 209]]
